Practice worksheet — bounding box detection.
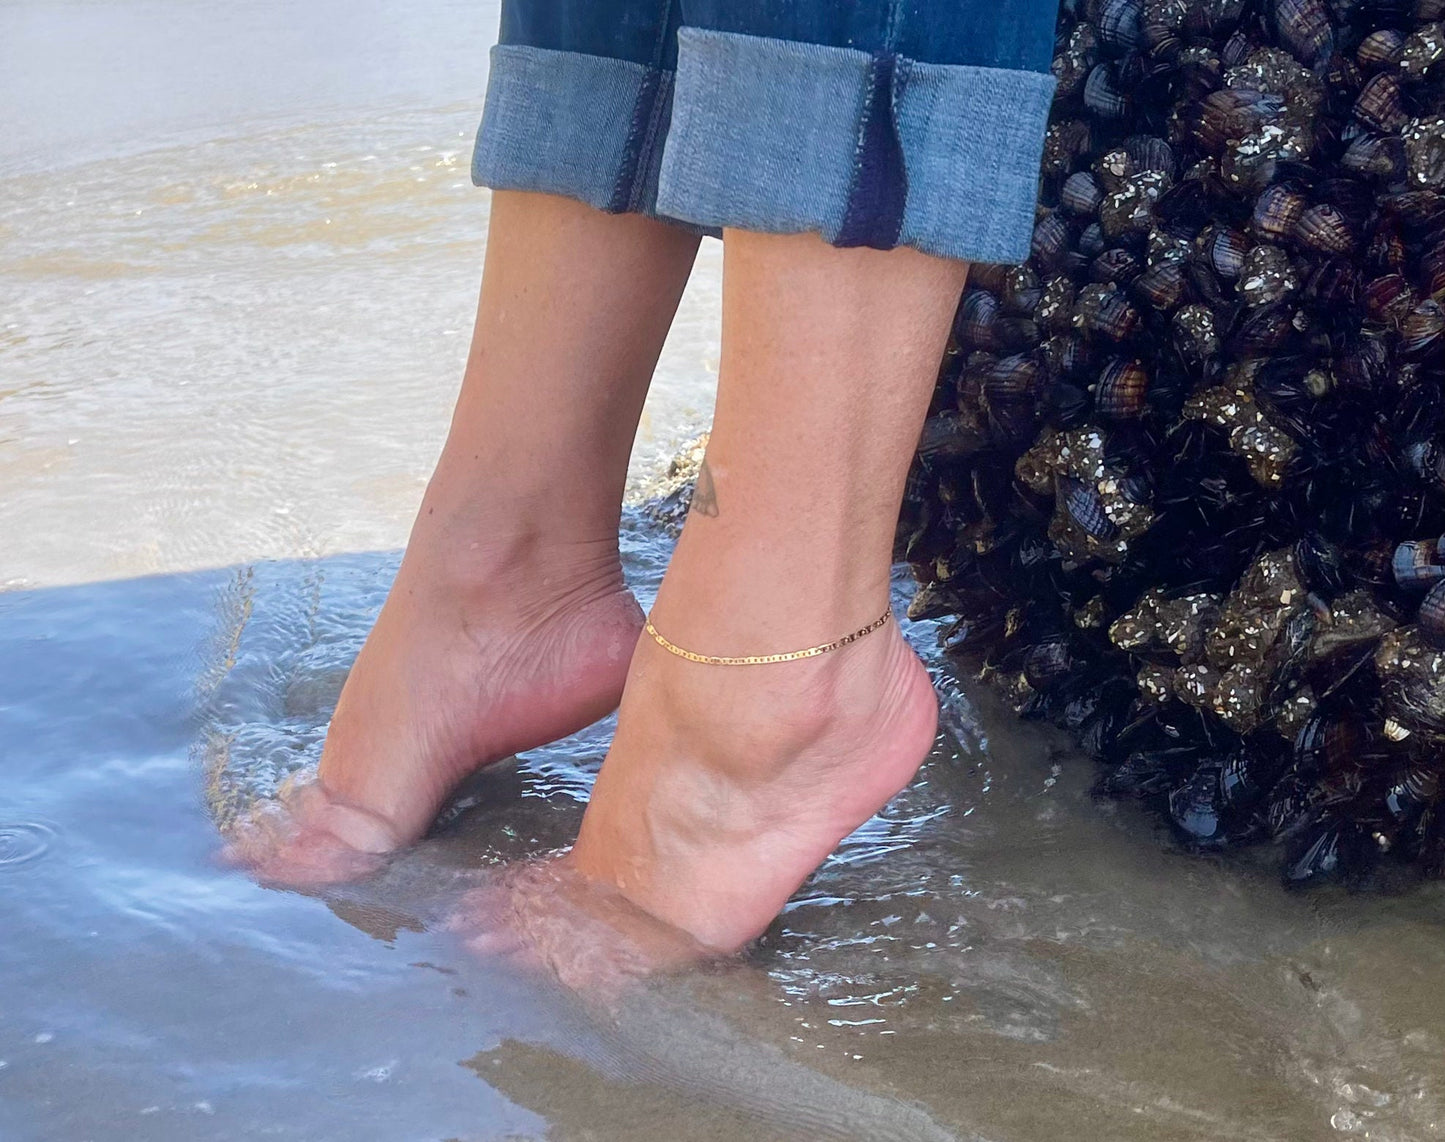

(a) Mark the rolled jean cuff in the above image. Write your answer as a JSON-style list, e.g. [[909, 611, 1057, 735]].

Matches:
[[657, 29, 1056, 264], [472, 43, 667, 215]]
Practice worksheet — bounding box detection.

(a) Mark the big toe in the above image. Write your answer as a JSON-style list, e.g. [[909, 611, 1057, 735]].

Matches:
[[223, 774, 401, 886]]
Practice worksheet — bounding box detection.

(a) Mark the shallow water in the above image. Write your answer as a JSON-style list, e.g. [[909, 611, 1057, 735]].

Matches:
[[6, 3, 1445, 1140]]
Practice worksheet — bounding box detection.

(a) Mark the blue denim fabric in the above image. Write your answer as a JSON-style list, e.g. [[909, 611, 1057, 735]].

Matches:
[[474, 0, 1060, 263]]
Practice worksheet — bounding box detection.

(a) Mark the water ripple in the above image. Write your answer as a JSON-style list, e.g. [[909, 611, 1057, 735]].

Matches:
[[0, 822, 56, 868]]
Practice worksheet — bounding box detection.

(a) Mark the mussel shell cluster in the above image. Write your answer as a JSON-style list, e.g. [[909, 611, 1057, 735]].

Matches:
[[901, 0, 1445, 886]]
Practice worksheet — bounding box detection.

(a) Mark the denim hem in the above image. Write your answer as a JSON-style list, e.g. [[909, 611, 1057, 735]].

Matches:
[[472, 44, 653, 213], [657, 28, 1056, 264]]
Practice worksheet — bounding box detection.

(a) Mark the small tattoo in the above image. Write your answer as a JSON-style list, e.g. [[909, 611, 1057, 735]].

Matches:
[[691, 459, 719, 517]]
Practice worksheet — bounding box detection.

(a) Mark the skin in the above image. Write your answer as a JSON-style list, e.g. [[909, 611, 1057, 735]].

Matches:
[[233, 190, 969, 969], [231, 191, 699, 880], [564, 227, 967, 951]]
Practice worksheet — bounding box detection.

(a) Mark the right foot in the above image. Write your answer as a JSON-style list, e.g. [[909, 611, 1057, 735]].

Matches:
[[229, 533, 643, 884]]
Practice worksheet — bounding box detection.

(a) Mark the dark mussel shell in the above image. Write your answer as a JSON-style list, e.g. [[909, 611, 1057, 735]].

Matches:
[[1091, 246, 1143, 283], [1038, 278, 1078, 334], [1051, 378, 1092, 425], [1386, 767, 1441, 821], [1405, 439, 1445, 489], [967, 263, 1010, 293], [1023, 636, 1075, 689], [1252, 184, 1307, 243], [1206, 225, 1250, 278], [1095, 357, 1150, 419], [1420, 579, 1445, 646], [1238, 244, 1299, 306], [1401, 23, 1445, 79], [1103, 748, 1193, 798], [1401, 299, 1445, 357], [1002, 265, 1044, 315], [1315, 177, 1376, 225], [1042, 118, 1095, 180], [1353, 72, 1409, 135], [1061, 170, 1105, 216], [1132, 260, 1187, 310], [1084, 61, 1131, 118], [1392, 539, 1445, 589], [1232, 301, 1297, 352], [1363, 274, 1417, 327], [1219, 748, 1284, 813], [1032, 211, 1074, 272], [1422, 244, 1445, 302], [1059, 475, 1119, 539], [1283, 814, 1369, 886], [1094, 147, 1135, 194], [1271, 0, 1333, 66], [1173, 303, 1221, 364], [1221, 28, 1253, 70], [1382, 189, 1445, 225], [1307, 257, 1363, 310], [1042, 327, 1087, 373], [1124, 134, 1176, 178], [917, 412, 988, 464], [1293, 710, 1363, 774], [1054, 24, 1101, 102], [1195, 89, 1285, 154], [1094, 0, 1143, 51], [1342, 135, 1407, 182], [980, 352, 1042, 400], [1156, 178, 1213, 236], [1169, 762, 1230, 843], [1077, 221, 1108, 258], [1370, 216, 1409, 274], [956, 289, 1001, 349], [1403, 117, 1445, 190], [1294, 532, 1348, 596], [1357, 28, 1405, 71], [1293, 204, 1356, 255], [1074, 282, 1142, 339]]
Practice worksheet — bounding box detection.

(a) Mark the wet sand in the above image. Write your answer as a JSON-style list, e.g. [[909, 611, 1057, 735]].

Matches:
[[5, 3, 1445, 1140]]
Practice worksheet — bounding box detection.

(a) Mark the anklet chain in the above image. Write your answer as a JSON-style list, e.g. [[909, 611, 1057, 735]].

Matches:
[[643, 607, 893, 665]]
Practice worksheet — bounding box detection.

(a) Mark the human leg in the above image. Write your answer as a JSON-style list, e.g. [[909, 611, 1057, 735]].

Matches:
[[566, 228, 968, 951], [237, 191, 699, 882]]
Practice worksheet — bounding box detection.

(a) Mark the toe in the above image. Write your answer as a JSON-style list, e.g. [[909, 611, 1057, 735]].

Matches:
[[221, 772, 398, 886]]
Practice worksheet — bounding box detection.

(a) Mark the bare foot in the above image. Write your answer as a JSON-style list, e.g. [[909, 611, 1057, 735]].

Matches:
[[449, 859, 717, 998], [565, 618, 939, 953], [229, 533, 643, 884]]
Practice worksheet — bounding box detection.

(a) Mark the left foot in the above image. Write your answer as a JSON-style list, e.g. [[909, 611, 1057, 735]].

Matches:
[[561, 613, 938, 952]]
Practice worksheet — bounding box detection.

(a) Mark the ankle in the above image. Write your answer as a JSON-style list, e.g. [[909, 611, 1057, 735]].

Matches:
[[634, 624, 932, 779], [399, 486, 625, 600]]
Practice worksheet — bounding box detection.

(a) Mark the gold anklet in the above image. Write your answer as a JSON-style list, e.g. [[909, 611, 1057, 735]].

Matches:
[[642, 607, 893, 665]]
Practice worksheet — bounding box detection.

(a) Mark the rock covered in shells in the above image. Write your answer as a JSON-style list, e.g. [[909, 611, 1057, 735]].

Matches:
[[901, 0, 1445, 887]]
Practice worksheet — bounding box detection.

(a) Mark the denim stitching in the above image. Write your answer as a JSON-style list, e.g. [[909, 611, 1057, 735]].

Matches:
[[883, 0, 904, 50], [835, 50, 909, 249], [838, 54, 880, 235], [628, 70, 676, 213], [609, 0, 681, 213]]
